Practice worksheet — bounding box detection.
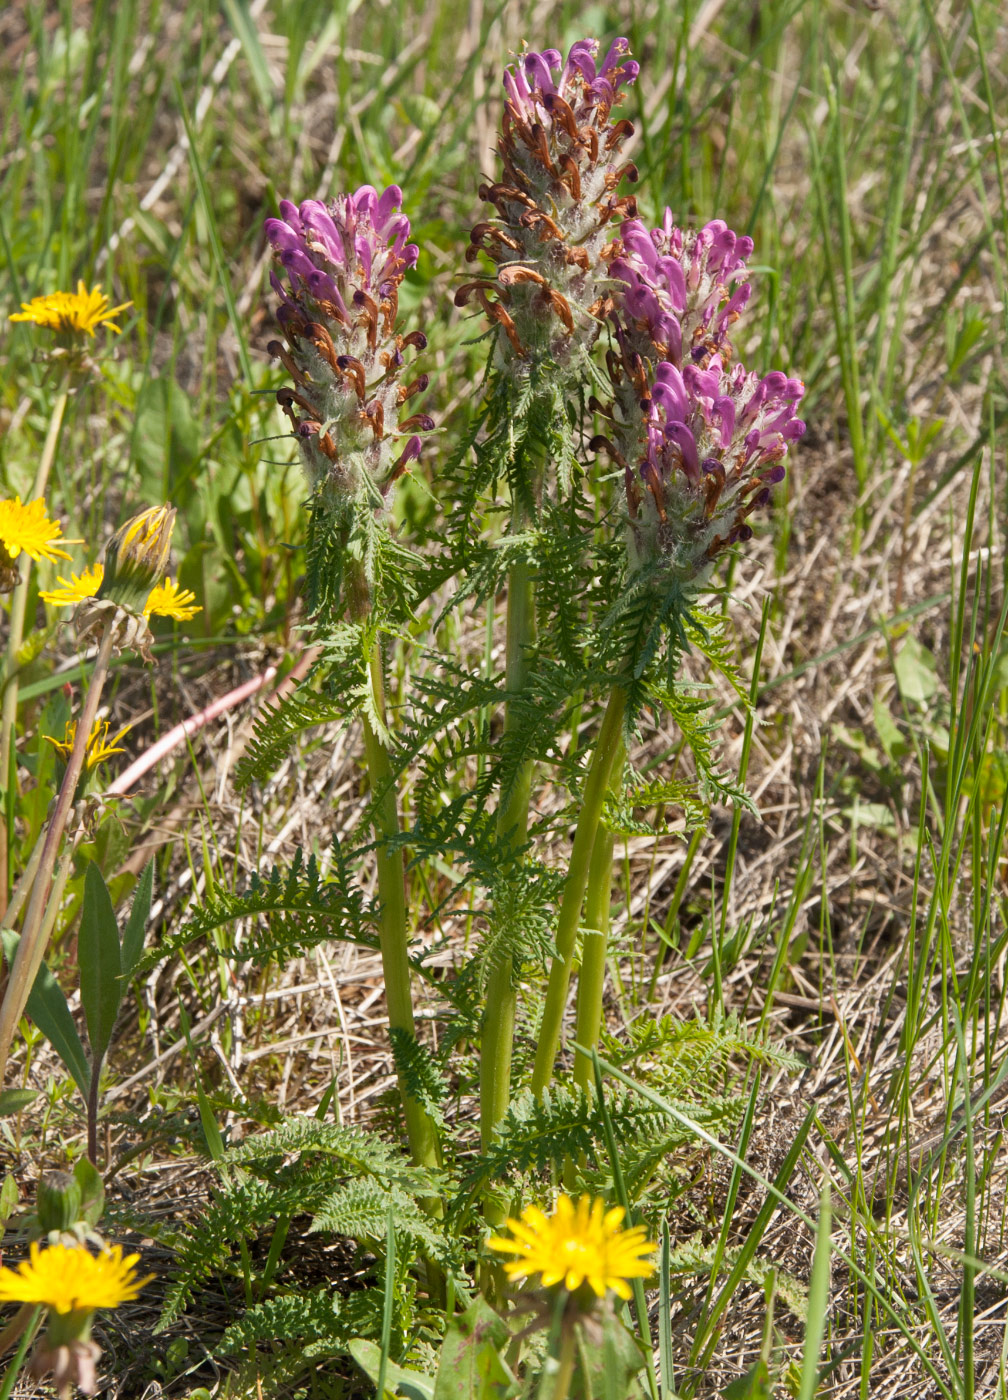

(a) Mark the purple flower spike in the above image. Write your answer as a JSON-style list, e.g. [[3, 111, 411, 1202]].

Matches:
[[264, 183, 430, 515], [601, 210, 804, 583], [619, 351, 804, 579], [612, 211, 753, 372], [459, 37, 639, 374]]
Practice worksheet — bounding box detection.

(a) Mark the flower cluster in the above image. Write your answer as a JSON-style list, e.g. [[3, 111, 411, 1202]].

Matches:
[[457, 39, 639, 369], [488, 1193, 654, 1303], [9, 281, 131, 338], [265, 185, 431, 516], [0, 495, 71, 592], [594, 210, 804, 580]]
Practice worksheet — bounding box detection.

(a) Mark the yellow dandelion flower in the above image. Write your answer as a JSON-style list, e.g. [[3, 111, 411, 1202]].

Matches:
[[39, 563, 105, 608], [45, 718, 128, 772], [41, 561, 199, 622], [9, 280, 132, 337], [488, 1194, 655, 1301], [0, 1242, 152, 1314], [0, 496, 72, 575], [145, 576, 201, 621]]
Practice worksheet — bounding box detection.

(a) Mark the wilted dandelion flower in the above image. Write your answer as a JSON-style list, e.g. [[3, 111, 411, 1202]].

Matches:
[[9, 281, 131, 337], [0, 1242, 151, 1398], [0, 495, 71, 591], [40, 562, 199, 621], [45, 718, 128, 772], [488, 1193, 654, 1301], [457, 38, 639, 370], [264, 184, 431, 516]]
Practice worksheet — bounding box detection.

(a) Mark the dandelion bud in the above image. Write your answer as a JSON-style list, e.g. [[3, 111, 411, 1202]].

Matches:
[[265, 185, 430, 520], [460, 38, 639, 371], [97, 504, 176, 614], [36, 1172, 83, 1234]]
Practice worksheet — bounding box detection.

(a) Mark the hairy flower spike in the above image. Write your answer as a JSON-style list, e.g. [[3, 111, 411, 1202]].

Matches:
[[619, 356, 805, 577], [600, 210, 804, 582], [611, 214, 754, 370], [265, 185, 429, 516], [458, 38, 639, 370]]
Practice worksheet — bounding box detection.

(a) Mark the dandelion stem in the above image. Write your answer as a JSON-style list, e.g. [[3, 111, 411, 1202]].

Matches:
[[0, 623, 115, 1084], [0, 389, 69, 918], [481, 549, 535, 1190], [360, 642, 441, 1179], [532, 684, 626, 1094], [572, 741, 623, 1093]]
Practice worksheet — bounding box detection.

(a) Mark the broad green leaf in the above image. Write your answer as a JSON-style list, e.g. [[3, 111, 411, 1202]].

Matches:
[[0, 1172, 18, 1243], [571, 1309, 649, 1400], [79, 861, 123, 1064], [348, 1338, 435, 1400], [0, 928, 90, 1099], [121, 860, 153, 979], [0, 1088, 37, 1116], [433, 1298, 517, 1400], [893, 635, 938, 707], [0, 1172, 17, 1216], [74, 1157, 106, 1226], [722, 1362, 773, 1399]]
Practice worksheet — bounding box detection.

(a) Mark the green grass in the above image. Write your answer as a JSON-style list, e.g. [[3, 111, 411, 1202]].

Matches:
[[1, 0, 1007, 1396]]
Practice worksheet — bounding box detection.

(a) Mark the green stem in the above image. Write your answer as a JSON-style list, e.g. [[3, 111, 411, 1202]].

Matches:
[[531, 684, 627, 1095], [361, 643, 441, 1177], [0, 1305, 43, 1400], [541, 1322, 578, 1400], [572, 742, 624, 1093], [0, 389, 69, 917], [0, 624, 115, 1085], [481, 555, 535, 1168]]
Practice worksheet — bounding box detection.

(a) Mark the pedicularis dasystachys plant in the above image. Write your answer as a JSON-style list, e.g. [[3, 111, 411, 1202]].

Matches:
[[257, 33, 804, 1314]]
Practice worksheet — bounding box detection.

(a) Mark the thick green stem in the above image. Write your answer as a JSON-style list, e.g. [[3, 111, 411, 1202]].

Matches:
[[481, 555, 535, 1161], [531, 684, 627, 1094], [0, 624, 115, 1084], [361, 644, 441, 1177], [0, 390, 69, 917], [572, 742, 624, 1093]]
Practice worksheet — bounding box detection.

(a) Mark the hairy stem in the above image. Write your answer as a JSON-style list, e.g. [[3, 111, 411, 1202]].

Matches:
[[0, 624, 115, 1084], [0, 389, 69, 918], [531, 684, 627, 1094], [361, 642, 441, 1177], [572, 742, 624, 1093], [481, 552, 536, 1174]]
